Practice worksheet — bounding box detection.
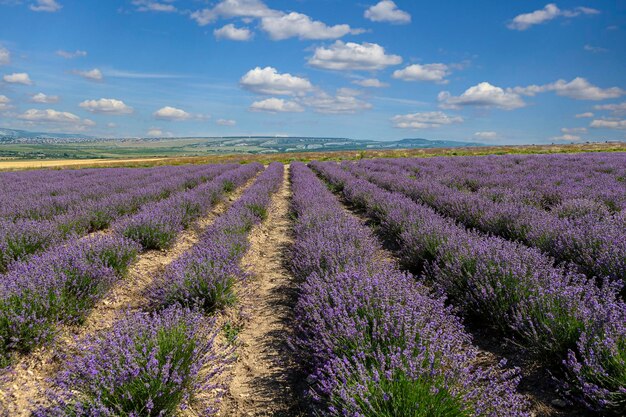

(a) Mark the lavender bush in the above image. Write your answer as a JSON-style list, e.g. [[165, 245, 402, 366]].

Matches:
[[38, 306, 227, 416], [310, 160, 626, 413], [0, 235, 139, 365], [150, 162, 284, 313], [114, 163, 262, 250], [290, 162, 529, 416]]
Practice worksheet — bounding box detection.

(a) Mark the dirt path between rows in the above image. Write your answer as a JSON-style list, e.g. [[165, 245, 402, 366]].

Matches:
[[218, 165, 305, 417], [0, 175, 259, 417]]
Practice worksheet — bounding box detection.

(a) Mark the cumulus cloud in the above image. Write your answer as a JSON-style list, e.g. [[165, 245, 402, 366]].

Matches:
[[56, 49, 87, 59], [393, 63, 450, 83], [513, 77, 624, 100], [31, 92, 59, 103], [73, 68, 103, 81], [352, 78, 388, 88], [214, 24, 253, 41], [0, 95, 12, 111], [261, 12, 360, 40], [3, 72, 33, 85], [132, 0, 177, 12], [153, 106, 191, 121], [250, 97, 304, 113], [575, 112, 594, 118], [594, 102, 626, 115], [473, 131, 498, 140], [308, 41, 402, 71], [551, 134, 583, 142], [79, 98, 134, 115], [590, 118, 626, 130], [190, 0, 280, 26], [147, 128, 172, 137], [0, 47, 10, 66], [216, 118, 237, 126], [439, 82, 526, 110], [240, 66, 313, 96], [508, 3, 599, 31], [301, 88, 372, 114], [364, 1, 411, 24], [17, 108, 94, 130], [392, 111, 463, 129], [30, 0, 62, 12]]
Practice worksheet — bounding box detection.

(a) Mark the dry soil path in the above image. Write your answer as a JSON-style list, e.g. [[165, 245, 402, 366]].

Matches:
[[218, 165, 305, 417]]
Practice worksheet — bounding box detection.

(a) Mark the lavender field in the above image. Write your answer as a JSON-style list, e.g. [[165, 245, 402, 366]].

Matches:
[[0, 152, 624, 416]]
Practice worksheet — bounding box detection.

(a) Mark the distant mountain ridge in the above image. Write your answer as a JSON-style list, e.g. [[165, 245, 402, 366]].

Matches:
[[0, 128, 484, 151], [0, 128, 92, 141]]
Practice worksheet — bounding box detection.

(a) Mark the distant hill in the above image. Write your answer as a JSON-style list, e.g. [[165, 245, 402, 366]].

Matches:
[[0, 128, 485, 160], [0, 128, 92, 142]]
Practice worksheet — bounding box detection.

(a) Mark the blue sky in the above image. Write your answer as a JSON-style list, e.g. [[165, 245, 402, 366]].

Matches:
[[0, 0, 625, 144]]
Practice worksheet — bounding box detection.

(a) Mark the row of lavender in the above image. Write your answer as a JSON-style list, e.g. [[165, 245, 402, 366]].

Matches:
[[400, 153, 626, 212], [290, 162, 529, 416], [0, 164, 231, 221], [346, 158, 626, 286], [311, 160, 626, 412], [0, 163, 261, 366], [38, 163, 285, 416], [0, 163, 239, 271]]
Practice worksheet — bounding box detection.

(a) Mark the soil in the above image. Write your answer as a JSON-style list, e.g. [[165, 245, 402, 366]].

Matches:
[[0, 175, 258, 416], [218, 165, 307, 417]]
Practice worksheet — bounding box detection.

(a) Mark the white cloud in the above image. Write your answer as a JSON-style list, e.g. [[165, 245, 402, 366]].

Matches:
[[308, 41, 402, 71], [147, 128, 171, 137], [79, 98, 134, 115], [352, 78, 388, 88], [240, 66, 313, 96], [551, 134, 583, 142], [30, 0, 61, 12], [190, 0, 279, 26], [575, 112, 594, 118], [392, 111, 463, 129], [214, 24, 253, 41], [302, 88, 372, 114], [561, 127, 587, 134], [3, 72, 33, 85], [508, 3, 600, 31], [473, 131, 498, 140], [261, 12, 359, 40], [364, 1, 411, 24], [584, 44, 608, 53], [154, 106, 191, 121], [594, 102, 626, 115], [393, 63, 449, 83], [56, 49, 87, 59], [17, 108, 94, 130], [31, 92, 59, 103], [216, 118, 237, 126], [514, 77, 624, 100], [250, 97, 304, 113], [73, 68, 103, 81], [0, 47, 10, 66], [132, 0, 177, 12], [590, 118, 626, 130], [0, 95, 12, 111], [439, 82, 526, 110]]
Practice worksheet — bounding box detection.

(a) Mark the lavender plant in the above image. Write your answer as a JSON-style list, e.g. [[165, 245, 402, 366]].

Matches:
[[290, 162, 529, 416], [0, 236, 139, 365], [310, 160, 626, 413], [38, 306, 227, 416], [150, 163, 284, 313]]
